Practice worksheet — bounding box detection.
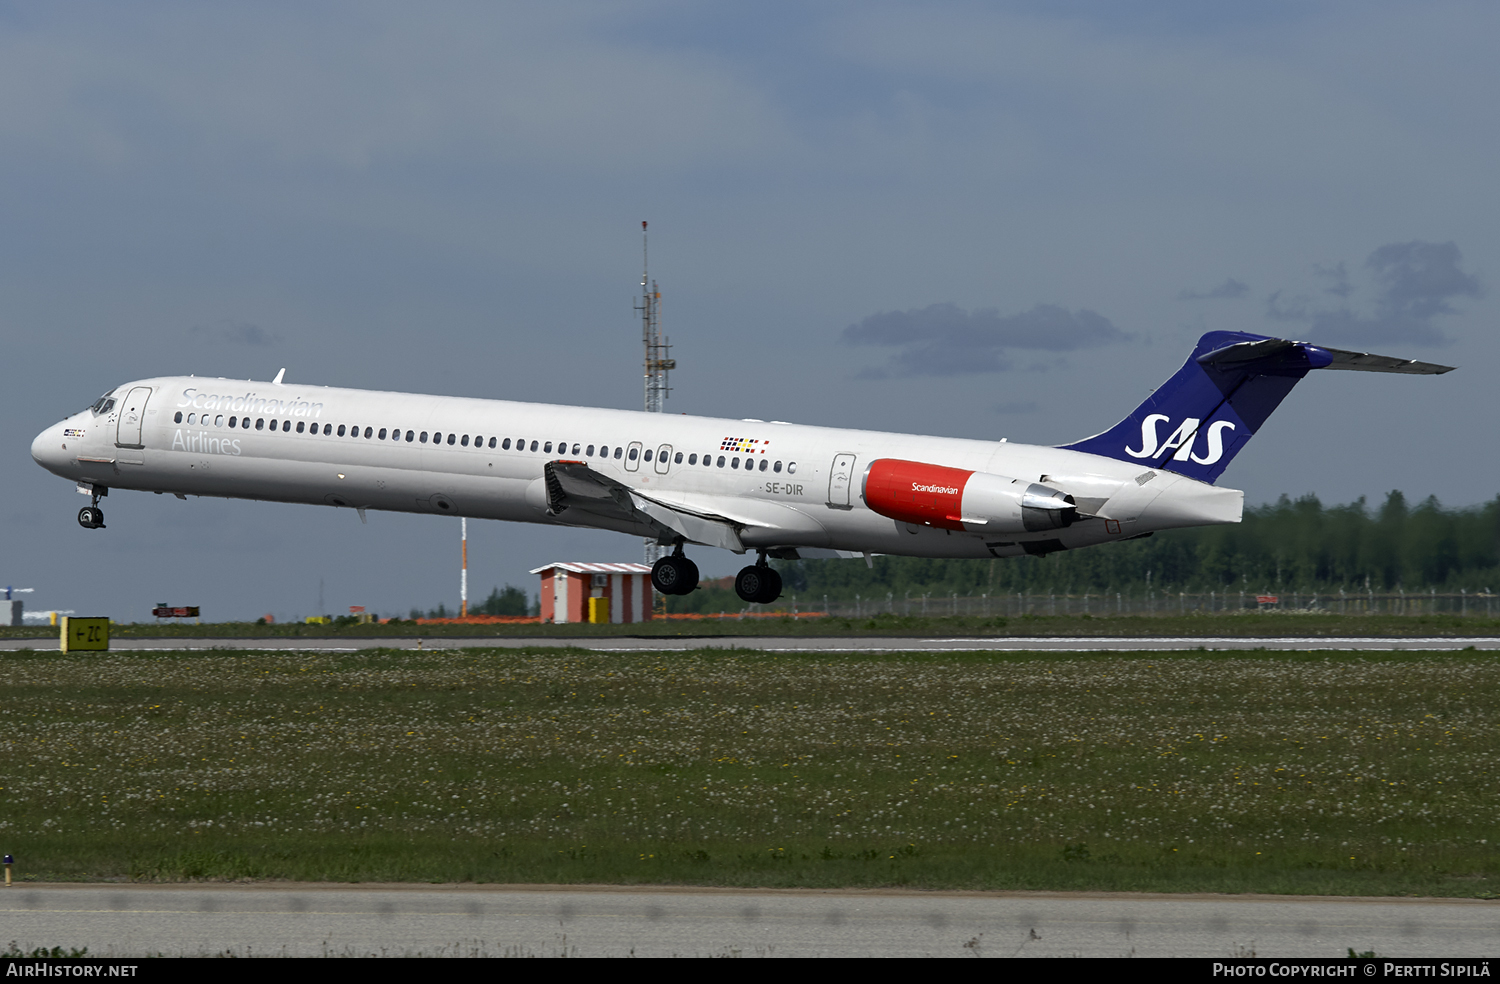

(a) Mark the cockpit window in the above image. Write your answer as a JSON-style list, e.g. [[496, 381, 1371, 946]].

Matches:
[[89, 394, 116, 415]]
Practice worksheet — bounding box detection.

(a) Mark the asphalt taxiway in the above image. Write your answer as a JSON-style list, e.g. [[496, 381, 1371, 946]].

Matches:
[[4, 884, 1497, 958], [2, 635, 1499, 652]]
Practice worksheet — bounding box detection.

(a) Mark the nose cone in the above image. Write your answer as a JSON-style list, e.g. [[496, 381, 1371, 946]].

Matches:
[[31, 423, 68, 474]]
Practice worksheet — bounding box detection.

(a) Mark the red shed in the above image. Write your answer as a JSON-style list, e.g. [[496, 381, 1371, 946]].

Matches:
[[531, 562, 655, 624]]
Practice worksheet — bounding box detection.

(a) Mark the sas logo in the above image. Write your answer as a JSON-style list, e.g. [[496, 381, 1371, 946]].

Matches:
[[1125, 415, 1235, 465], [721, 436, 767, 453]]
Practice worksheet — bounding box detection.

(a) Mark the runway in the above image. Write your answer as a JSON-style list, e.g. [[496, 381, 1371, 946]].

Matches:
[[1, 635, 1498, 652], [4, 884, 1497, 958]]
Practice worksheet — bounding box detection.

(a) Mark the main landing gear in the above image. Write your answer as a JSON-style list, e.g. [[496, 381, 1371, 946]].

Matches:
[[78, 488, 106, 529], [735, 555, 782, 605], [650, 545, 784, 605], [650, 544, 700, 596]]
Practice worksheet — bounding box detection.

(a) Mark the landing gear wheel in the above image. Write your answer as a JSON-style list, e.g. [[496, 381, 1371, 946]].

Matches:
[[758, 568, 782, 604], [77, 506, 104, 529], [651, 555, 699, 595], [734, 565, 782, 604]]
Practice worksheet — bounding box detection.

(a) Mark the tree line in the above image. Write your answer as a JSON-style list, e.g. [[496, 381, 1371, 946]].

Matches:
[[773, 492, 1500, 602], [412, 584, 534, 619]]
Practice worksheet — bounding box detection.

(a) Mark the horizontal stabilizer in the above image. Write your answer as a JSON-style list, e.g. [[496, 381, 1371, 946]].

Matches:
[[1315, 347, 1455, 375], [1196, 337, 1454, 375]]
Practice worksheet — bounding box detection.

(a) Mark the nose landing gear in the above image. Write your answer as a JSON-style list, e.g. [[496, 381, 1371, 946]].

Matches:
[[77, 487, 106, 529], [650, 544, 700, 596], [734, 555, 783, 605]]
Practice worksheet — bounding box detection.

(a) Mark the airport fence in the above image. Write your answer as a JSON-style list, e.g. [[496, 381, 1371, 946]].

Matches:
[[788, 588, 1500, 619]]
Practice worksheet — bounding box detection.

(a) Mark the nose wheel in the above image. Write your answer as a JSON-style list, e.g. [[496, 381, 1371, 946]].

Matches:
[[734, 559, 782, 604], [650, 548, 700, 596], [77, 486, 107, 529]]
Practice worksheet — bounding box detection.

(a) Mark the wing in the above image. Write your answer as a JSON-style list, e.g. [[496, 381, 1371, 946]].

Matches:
[[544, 460, 747, 552]]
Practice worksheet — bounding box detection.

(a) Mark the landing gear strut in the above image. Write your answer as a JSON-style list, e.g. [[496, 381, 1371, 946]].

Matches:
[[77, 490, 105, 529], [650, 543, 699, 596], [734, 554, 782, 604]]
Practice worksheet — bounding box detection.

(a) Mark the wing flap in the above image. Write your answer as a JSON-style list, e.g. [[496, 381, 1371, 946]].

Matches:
[[544, 461, 746, 552]]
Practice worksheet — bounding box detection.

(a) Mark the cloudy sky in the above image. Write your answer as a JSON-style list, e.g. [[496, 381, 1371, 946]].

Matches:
[[4, 1, 1497, 621]]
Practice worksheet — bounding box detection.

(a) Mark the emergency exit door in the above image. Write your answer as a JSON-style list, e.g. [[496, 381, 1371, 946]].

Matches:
[[827, 453, 857, 508]]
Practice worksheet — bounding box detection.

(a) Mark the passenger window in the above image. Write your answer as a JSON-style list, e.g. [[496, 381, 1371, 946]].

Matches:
[[572, 443, 580, 455], [788, 462, 797, 474], [628, 447, 638, 460], [284, 420, 293, 432], [717, 456, 725, 467], [378, 428, 387, 440], [461, 434, 469, 447], [420, 432, 428, 443], [759, 458, 767, 471], [228, 417, 237, 428], [447, 434, 456, 446], [215, 415, 224, 427], [773, 460, 782, 473], [731, 457, 739, 469], [431, 432, 441, 444], [187, 413, 196, 424], [174, 411, 183, 423], [488, 437, 496, 448], [614, 447, 623, 459], [406, 430, 415, 442], [530, 440, 539, 452], [644, 449, 653, 462], [675, 452, 683, 464], [502, 438, 511, 450], [297, 421, 305, 433], [336, 424, 345, 437], [542, 442, 552, 453], [586, 445, 595, 456], [363, 427, 371, 438], [256, 418, 265, 431], [688, 453, 697, 465]]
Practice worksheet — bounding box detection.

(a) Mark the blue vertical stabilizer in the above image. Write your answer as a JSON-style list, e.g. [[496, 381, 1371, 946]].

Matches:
[[1060, 331, 1454, 484]]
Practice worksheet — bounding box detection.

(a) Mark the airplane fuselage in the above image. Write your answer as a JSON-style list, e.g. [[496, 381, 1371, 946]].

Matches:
[[30, 375, 1243, 559]]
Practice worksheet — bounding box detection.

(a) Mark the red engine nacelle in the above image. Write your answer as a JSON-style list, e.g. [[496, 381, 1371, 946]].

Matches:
[[862, 458, 1077, 534]]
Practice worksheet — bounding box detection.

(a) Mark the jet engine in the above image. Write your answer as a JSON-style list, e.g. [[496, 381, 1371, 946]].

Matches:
[[862, 458, 1078, 534]]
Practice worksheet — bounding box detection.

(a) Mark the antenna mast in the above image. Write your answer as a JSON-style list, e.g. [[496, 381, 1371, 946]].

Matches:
[[635, 221, 676, 568], [637, 221, 674, 413]]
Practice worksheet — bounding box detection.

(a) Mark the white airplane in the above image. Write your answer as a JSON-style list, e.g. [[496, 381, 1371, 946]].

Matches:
[[31, 331, 1451, 604]]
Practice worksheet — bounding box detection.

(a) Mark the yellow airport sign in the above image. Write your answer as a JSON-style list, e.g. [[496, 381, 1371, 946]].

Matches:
[[60, 616, 109, 652]]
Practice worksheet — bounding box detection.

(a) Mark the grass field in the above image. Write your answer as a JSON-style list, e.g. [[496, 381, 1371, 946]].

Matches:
[[2, 646, 1496, 896], [4, 611, 1500, 640]]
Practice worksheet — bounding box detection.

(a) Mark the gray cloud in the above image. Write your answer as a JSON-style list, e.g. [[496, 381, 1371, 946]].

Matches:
[[1267, 242, 1479, 347], [1265, 290, 1311, 323], [1312, 262, 1352, 299], [190, 320, 281, 347], [1178, 278, 1248, 300], [842, 302, 1128, 378]]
